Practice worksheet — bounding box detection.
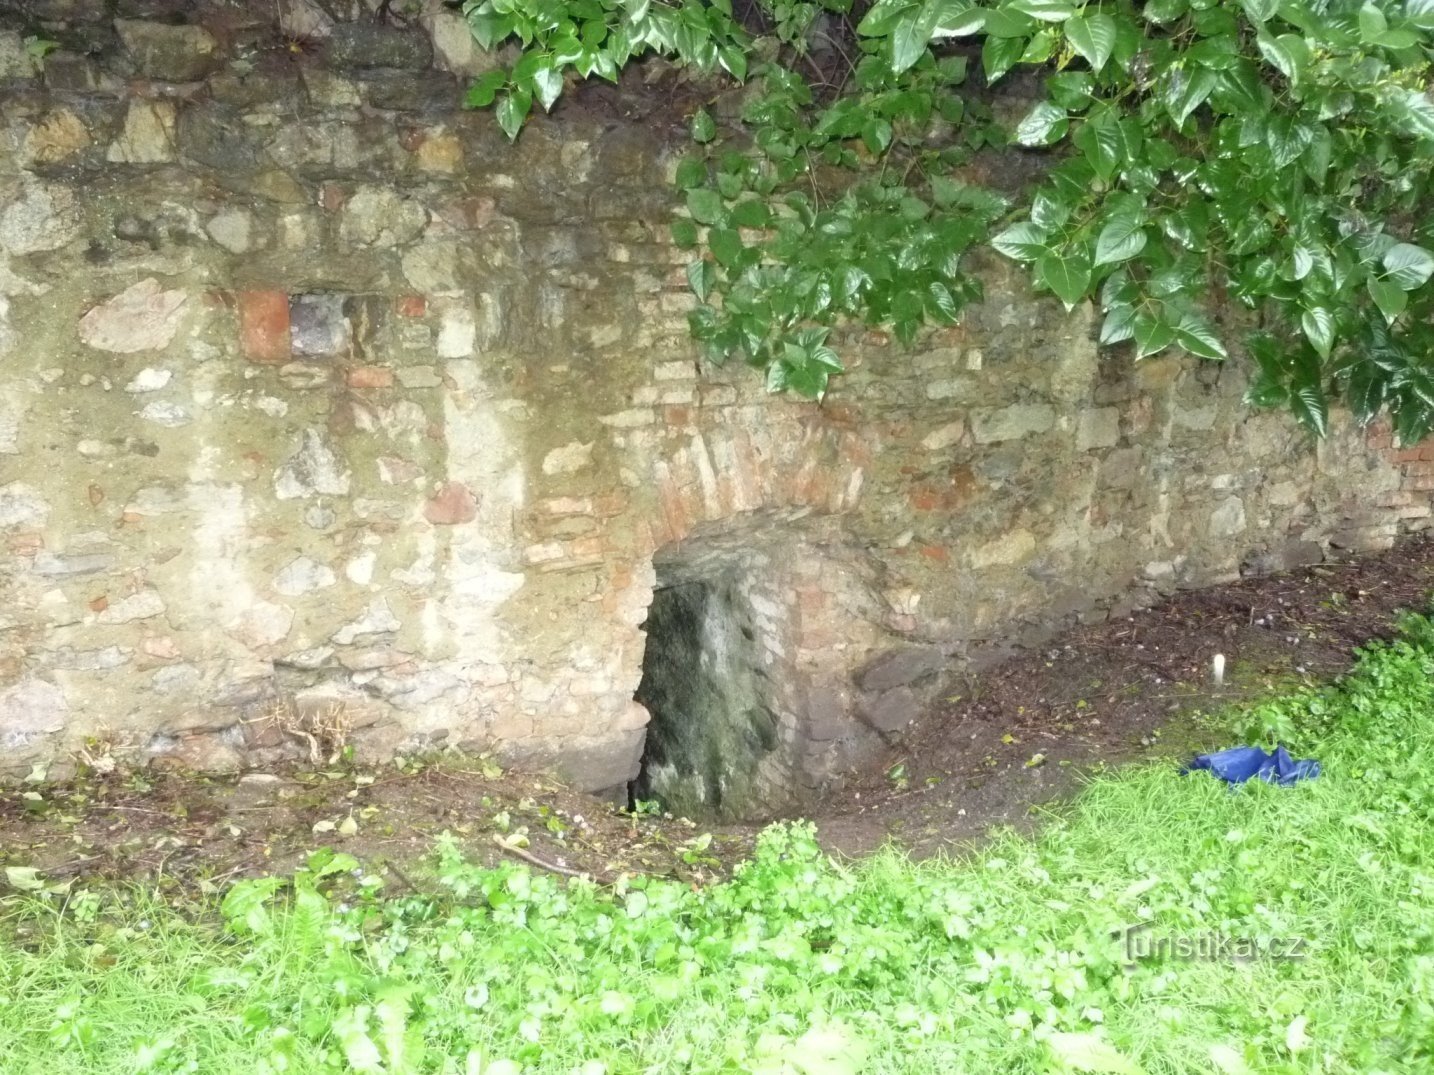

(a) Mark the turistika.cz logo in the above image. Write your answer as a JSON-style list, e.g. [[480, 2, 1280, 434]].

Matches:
[[1114, 922, 1309, 967]]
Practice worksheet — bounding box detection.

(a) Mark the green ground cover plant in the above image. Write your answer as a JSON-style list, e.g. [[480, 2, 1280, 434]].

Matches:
[[2, 612, 1434, 1073]]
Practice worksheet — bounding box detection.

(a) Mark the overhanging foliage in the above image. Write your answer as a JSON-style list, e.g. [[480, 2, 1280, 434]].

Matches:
[[460, 0, 1434, 439]]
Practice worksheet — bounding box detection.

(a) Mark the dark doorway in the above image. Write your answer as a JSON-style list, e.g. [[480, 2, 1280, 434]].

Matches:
[[630, 573, 780, 821]]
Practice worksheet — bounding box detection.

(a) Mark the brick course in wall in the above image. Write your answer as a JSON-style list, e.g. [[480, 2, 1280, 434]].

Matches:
[[0, 1, 1429, 801]]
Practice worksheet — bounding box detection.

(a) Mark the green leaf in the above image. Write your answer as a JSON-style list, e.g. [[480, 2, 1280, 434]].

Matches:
[[929, 0, 986, 37], [1238, 0, 1277, 22], [1368, 276, 1408, 322], [990, 221, 1051, 262], [495, 89, 532, 140], [1384, 243, 1434, 290], [1100, 303, 1136, 344], [1046, 1031, 1147, 1074], [1133, 311, 1176, 357], [926, 280, 962, 323], [532, 63, 564, 111], [1163, 66, 1217, 126], [670, 217, 700, 249], [464, 70, 507, 109], [686, 188, 726, 226], [1301, 306, 1335, 358], [1065, 14, 1117, 72], [1037, 250, 1092, 309], [1014, 102, 1068, 146], [982, 34, 1026, 82], [863, 117, 894, 154], [1358, 2, 1388, 43], [686, 259, 717, 301], [891, 5, 937, 73], [690, 109, 716, 143], [1291, 379, 1329, 437], [1094, 215, 1147, 266], [1009, 0, 1075, 21], [5, 865, 44, 891], [730, 199, 772, 228], [708, 228, 744, 268], [1390, 88, 1434, 140], [1172, 311, 1227, 360], [675, 158, 707, 190]]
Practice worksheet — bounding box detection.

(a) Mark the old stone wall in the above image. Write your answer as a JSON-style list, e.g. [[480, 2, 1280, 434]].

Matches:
[[1, 1, 1429, 806]]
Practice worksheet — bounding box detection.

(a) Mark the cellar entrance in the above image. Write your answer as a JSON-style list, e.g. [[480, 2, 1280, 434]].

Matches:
[[630, 569, 783, 821]]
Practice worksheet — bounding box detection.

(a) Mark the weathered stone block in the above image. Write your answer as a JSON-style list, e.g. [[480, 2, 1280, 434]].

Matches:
[[1076, 407, 1120, 451], [325, 24, 433, 71], [115, 20, 219, 82], [856, 646, 944, 692], [972, 403, 1056, 443]]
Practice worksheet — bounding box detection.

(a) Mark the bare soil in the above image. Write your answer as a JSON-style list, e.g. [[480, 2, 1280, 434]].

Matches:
[[1, 537, 1430, 891], [815, 535, 1434, 858]]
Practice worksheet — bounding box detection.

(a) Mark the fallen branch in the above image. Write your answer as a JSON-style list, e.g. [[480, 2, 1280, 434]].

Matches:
[[493, 835, 598, 881]]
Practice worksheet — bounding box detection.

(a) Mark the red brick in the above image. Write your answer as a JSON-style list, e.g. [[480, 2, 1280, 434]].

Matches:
[[424, 481, 478, 525], [239, 290, 290, 363], [1407, 476, 1434, 492], [1390, 447, 1423, 463], [421, 481, 478, 527], [347, 366, 394, 389], [395, 294, 427, 318], [918, 544, 950, 562], [319, 182, 346, 212]]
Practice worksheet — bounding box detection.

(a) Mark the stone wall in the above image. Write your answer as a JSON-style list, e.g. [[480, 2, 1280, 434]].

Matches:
[[1, 1, 1429, 807]]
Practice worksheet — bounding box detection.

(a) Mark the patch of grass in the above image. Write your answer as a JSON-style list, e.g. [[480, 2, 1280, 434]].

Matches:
[[4, 614, 1434, 1073]]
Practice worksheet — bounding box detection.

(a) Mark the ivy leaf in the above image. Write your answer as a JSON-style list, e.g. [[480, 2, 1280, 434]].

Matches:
[[1064, 14, 1117, 72], [708, 228, 744, 268], [690, 109, 717, 143], [532, 63, 564, 111], [1239, 0, 1278, 22], [670, 218, 700, 249], [730, 199, 772, 228], [990, 221, 1051, 261], [686, 188, 727, 226], [464, 70, 507, 109], [675, 158, 707, 190], [891, 4, 937, 73], [1383, 243, 1434, 290], [926, 280, 962, 323], [982, 34, 1026, 82], [1133, 311, 1176, 357], [1094, 215, 1147, 266], [1015, 102, 1068, 147], [686, 259, 717, 302], [929, 0, 987, 38], [1368, 276, 1408, 322], [1301, 306, 1335, 358], [1172, 311, 1227, 360], [1009, 0, 1076, 21], [1163, 66, 1218, 126], [863, 117, 894, 154], [1390, 88, 1434, 141], [495, 89, 532, 140], [1037, 250, 1092, 310], [1291, 379, 1329, 437], [1357, 2, 1389, 43], [1100, 303, 1137, 344]]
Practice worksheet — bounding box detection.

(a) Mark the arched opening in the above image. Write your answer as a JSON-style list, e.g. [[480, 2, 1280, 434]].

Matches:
[[628, 513, 900, 821]]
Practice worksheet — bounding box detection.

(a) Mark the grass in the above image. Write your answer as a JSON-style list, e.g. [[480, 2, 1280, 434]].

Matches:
[[3, 616, 1434, 1074]]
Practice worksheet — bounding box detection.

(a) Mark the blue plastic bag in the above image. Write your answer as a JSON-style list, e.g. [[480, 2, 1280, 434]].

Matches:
[[1185, 745, 1320, 787]]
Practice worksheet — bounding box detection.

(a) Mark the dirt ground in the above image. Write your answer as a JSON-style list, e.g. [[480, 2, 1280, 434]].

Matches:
[[815, 534, 1434, 857], [1, 537, 1430, 892]]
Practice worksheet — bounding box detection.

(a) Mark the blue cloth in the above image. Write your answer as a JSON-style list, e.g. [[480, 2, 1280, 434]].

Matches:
[[1185, 745, 1320, 787]]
